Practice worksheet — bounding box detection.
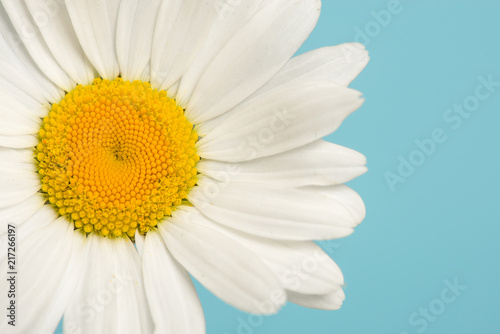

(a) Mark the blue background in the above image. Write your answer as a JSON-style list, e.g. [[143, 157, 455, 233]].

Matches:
[[56, 1, 500, 333]]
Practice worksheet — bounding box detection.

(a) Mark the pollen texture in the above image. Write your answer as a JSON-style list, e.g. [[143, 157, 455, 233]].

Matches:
[[35, 78, 199, 238]]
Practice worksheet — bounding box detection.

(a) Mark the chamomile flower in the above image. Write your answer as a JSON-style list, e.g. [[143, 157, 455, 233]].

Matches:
[[0, 0, 368, 333]]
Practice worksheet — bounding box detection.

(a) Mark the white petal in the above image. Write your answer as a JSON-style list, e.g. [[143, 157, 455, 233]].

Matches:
[[0, 134, 38, 148], [195, 43, 368, 134], [0, 169, 40, 208], [0, 66, 53, 121], [143, 231, 205, 333], [193, 109, 232, 137], [0, 218, 86, 333], [0, 157, 36, 173], [303, 185, 366, 224], [139, 62, 151, 82], [0, 193, 45, 233], [0, 90, 42, 135], [0, 204, 57, 264], [0, 204, 56, 266], [150, 0, 217, 91], [0, 57, 50, 110], [64, 235, 153, 334], [196, 82, 364, 162], [197, 140, 367, 187], [0, 6, 63, 103], [185, 0, 321, 124], [255, 43, 369, 96], [1, 0, 76, 91], [166, 80, 181, 99], [134, 229, 145, 256], [6, 204, 57, 239], [187, 209, 344, 295], [259, 242, 344, 295], [159, 207, 286, 314], [65, 0, 120, 79], [0, 146, 34, 164], [176, 0, 266, 106], [287, 289, 345, 310], [188, 179, 362, 240], [116, 0, 161, 82], [25, 0, 95, 85]]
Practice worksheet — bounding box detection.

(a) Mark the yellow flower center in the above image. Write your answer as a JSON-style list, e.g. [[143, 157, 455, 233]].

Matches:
[[35, 78, 199, 238]]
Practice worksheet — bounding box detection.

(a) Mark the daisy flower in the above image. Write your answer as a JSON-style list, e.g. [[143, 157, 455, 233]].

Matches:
[[0, 0, 368, 333]]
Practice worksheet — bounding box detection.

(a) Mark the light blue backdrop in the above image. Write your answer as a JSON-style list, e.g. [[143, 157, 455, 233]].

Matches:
[[56, 1, 500, 333]]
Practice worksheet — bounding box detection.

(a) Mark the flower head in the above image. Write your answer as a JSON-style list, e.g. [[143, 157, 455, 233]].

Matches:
[[0, 1, 368, 333]]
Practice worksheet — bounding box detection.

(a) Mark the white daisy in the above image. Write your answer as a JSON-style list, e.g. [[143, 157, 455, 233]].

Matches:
[[0, 0, 368, 333]]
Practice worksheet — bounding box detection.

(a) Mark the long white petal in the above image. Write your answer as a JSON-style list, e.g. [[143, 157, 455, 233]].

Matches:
[[0, 5, 63, 103], [176, 0, 266, 106], [116, 0, 161, 82], [197, 140, 367, 187], [196, 82, 364, 162], [0, 193, 45, 234], [303, 185, 367, 224], [189, 179, 363, 240], [0, 218, 86, 333], [0, 169, 40, 208], [0, 146, 35, 165], [1, 0, 76, 91], [159, 208, 286, 314], [24, 0, 95, 85], [64, 235, 153, 334], [0, 161, 34, 174], [255, 43, 369, 95], [185, 0, 321, 124], [4, 204, 56, 239], [182, 206, 344, 295], [0, 90, 42, 136], [195, 43, 368, 132], [0, 58, 50, 111], [287, 289, 345, 310], [0, 134, 38, 148], [143, 231, 205, 333], [150, 0, 217, 91], [65, 0, 120, 79], [0, 204, 57, 264]]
